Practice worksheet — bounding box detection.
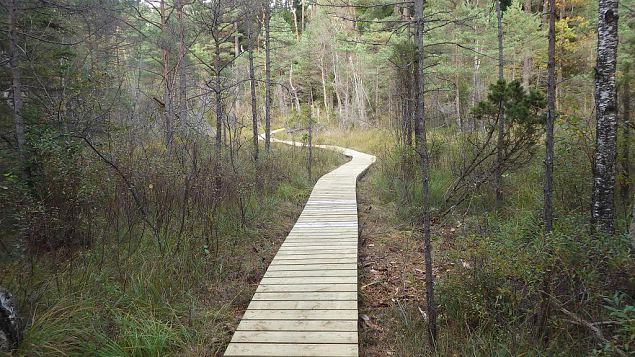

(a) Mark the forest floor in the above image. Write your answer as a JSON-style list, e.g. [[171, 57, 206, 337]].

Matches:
[[357, 169, 459, 356]]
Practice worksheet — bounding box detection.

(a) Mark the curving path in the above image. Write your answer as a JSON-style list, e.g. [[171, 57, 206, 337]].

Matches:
[[224, 129, 375, 357]]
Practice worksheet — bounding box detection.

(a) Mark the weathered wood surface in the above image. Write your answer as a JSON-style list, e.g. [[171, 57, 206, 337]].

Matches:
[[224, 130, 375, 356]]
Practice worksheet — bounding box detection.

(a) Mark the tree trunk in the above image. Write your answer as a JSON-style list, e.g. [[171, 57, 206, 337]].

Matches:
[[414, 0, 437, 346], [471, 39, 481, 131], [413, 62, 422, 148], [301, 0, 305, 32], [454, 43, 462, 130], [522, 56, 532, 90], [544, 0, 556, 235], [289, 64, 301, 112], [592, 0, 619, 235], [160, 0, 173, 149], [234, 22, 240, 57], [308, 116, 313, 181], [264, 4, 272, 152], [8, 0, 26, 181], [630, 195, 635, 251], [404, 69, 413, 147], [176, 0, 187, 132], [290, 5, 300, 41], [248, 25, 259, 163], [320, 48, 330, 117], [621, 64, 631, 207], [214, 42, 223, 155], [495, 0, 505, 210], [535, 0, 557, 341], [333, 53, 343, 120]]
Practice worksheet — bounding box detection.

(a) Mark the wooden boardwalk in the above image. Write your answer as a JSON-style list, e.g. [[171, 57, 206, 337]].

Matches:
[[224, 132, 375, 356]]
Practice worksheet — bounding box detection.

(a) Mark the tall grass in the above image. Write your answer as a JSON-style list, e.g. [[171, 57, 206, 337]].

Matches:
[[1, 141, 345, 356]]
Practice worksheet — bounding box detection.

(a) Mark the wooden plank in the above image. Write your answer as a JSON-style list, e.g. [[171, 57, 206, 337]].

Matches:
[[235, 320, 357, 332], [277, 247, 357, 252], [260, 276, 357, 285], [242, 309, 358, 320], [257, 284, 357, 292], [282, 237, 357, 241], [279, 245, 357, 250], [264, 270, 356, 278], [276, 251, 357, 256], [224, 343, 358, 357], [275, 251, 357, 257], [247, 300, 357, 310], [285, 236, 358, 240], [270, 258, 357, 265], [230, 331, 357, 344], [252, 292, 357, 301], [266, 263, 356, 271], [281, 242, 357, 247]]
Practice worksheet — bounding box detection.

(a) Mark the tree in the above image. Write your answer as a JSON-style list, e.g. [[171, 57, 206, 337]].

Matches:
[[414, 0, 437, 345], [621, 64, 631, 205], [176, 0, 188, 131], [592, 0, 620, 235], [246, 4, 260, 162], [495, 0, 505, 210], [444, 81, 546, 211], [160, 0, 174, 149], [264, 2, 272, 152], [544, 0, 556, 235], [6, 0, 26, 181]]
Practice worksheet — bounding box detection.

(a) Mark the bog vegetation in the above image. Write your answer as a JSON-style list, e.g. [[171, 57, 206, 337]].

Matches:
[[0, 0, 634, 356]]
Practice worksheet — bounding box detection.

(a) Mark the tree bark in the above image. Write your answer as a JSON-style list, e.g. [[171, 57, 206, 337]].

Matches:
[[301, 0, 305, 32], [495, 0, 505, 210], [454, 43, 462, 130], [264, 4, 272, 152], [413, 62, 422, 148], [333, 53, 343, 120], [544, 0, 556, 234], [630, 195, 635, 251], [414, 0, 437, 346], [308, 115, 313, 181], [248, 24, 259, 162], [290, 5, 300, 41], [160, 0, 173, 149], [176, 0, 187, 132], [290, 64, 301, 111], [522, 56, 532, 90], [7, 0, 26, 180], [592, 0, 619, 235], [621, 64, 631, 208], [471, 39, 481, 131], [320, 47, 330, 118], [214, 41, 223, 155], [535, 0, 557, 341]]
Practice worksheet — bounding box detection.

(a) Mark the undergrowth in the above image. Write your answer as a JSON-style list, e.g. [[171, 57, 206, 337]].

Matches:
[[324, 126, 635, 356], [0, 141, 345, 356]]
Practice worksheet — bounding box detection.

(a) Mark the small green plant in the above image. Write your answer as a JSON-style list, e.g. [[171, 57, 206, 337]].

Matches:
[[599, 292, 635, 355]]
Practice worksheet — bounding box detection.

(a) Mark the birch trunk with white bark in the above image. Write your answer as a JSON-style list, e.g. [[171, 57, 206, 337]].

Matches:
[[592, 0, 619, 235]]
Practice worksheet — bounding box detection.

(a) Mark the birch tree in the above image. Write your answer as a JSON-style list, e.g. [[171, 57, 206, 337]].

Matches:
[[592, 0, 620, 235]]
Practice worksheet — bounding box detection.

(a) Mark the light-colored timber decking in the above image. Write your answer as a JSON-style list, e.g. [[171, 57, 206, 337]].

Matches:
[[223, 131, 375, 357]]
